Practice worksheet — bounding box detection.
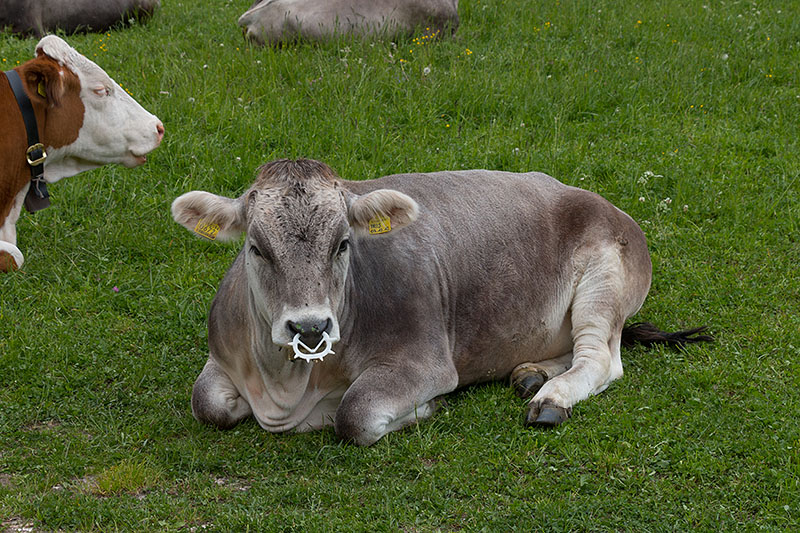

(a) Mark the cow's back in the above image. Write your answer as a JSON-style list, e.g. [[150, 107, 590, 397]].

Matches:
[[344, 170, 650, 385]]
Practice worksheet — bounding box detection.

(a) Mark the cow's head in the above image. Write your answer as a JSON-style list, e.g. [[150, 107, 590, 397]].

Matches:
[[21, 35, 164, 181], [172, 159, 418, 353]]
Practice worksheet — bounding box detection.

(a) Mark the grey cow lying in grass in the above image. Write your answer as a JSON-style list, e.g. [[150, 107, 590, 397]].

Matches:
[[238, 0, 459, 45], [172, 158, 711, 446], [0, 0, 159, 36]]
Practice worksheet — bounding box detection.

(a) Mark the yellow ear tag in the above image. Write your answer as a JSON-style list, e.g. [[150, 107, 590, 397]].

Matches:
[[368, 214, 392, 235], [194, 218, 221, 240], [37, 82, 46, 98]]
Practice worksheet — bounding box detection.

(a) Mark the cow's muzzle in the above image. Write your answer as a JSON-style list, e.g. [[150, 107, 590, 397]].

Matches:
[[287, 317, 332, 348], [273, 309, 340, 359]]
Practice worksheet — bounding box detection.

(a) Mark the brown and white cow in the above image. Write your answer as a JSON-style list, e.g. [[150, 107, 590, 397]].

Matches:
[[172, 159, 710, 446], [0, 35, 164, 272], [238, 0, 459, 45], [0, 0, 160, 36]]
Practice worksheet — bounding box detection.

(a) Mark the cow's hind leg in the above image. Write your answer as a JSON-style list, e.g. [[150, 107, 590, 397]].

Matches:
[[192, 359, 252, 429], [510, 352, 573, 399], [335, 356, 458, 446], [526, 253, 628, 427]]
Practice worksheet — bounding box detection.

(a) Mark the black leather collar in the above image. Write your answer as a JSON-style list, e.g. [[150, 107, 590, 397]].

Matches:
[[4, 69, 50, 213]]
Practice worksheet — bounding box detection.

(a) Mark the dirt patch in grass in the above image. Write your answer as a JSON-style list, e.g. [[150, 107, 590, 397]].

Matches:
[[0, 473, 14, 489], [71, 474, 98, 494], [21, 419, 60, 432], [2, 517, 38, 533], [213, 477, 251, 492]]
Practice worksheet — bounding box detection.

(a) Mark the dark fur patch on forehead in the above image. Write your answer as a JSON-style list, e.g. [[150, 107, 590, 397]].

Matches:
[[253, 159, 340, 190]]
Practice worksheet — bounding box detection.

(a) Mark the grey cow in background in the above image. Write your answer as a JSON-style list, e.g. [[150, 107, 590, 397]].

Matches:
[[172, 159, 710, 446], [239, 0, 459, 44], [0, 0, 159, 36]]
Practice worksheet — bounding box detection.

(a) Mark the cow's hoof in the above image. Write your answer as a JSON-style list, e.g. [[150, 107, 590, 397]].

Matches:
[[525, 403, 571, 428], [513, 372, 546, 399], [510, 364, 547, 399], [0, 251, 19, 273]]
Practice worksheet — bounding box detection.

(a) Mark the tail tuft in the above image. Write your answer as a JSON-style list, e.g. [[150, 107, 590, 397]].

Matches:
[[621, 322, 713, 350]]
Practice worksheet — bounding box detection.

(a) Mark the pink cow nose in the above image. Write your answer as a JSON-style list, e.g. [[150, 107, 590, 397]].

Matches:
[[156, 122, 165, 143]]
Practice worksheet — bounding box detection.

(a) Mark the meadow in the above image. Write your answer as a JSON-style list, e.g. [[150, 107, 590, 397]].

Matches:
[[1, 0, 799, 530]]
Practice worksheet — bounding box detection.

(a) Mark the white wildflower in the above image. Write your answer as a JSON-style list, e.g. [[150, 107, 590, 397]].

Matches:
[[637, 170, 663, 185]]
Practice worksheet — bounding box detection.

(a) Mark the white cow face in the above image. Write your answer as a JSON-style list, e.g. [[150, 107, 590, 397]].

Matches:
[[172, 160, 419, 352], [32, 36, 164, 181]]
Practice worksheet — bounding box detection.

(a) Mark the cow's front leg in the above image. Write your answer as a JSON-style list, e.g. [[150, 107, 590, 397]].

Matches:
[[0, 241, 23, 272], [1, 189, 28, 272], [191, 359, 252, 429], [334, 358, 458, 446]]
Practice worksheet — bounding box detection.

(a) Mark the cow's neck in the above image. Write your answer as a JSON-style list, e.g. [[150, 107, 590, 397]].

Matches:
[[1, 81, 58, 228], [0, 84, 36, 228], [255, 337, 312, 396], [245, 303, 320, 426], [244, 302, 349, 432]]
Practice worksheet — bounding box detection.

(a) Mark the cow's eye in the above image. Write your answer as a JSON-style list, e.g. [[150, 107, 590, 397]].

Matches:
[[93, 86, 110, 97], [337, 239, 349, 256], [250, 245, 263, 257]]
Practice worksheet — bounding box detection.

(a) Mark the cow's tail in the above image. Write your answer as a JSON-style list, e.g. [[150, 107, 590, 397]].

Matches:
[[621, 322, 713, 350]]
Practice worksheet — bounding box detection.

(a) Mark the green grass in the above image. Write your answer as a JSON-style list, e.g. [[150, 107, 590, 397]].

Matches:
[[1, 0, 799, 530]]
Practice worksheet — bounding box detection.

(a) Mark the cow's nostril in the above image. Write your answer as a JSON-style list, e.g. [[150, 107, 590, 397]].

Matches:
[[156, 122, 165, 139], [287, 320, 303, 336], [317, 318, 332, 334]]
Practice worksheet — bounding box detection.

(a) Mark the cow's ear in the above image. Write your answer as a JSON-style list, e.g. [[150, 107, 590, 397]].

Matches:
[[348, 189, 419, 237], [21, 56, 67, 107], [171, 191, 247, 242]]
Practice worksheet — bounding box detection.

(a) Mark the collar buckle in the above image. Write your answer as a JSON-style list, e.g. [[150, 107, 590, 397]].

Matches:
[[26, 143, 47, 166]]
